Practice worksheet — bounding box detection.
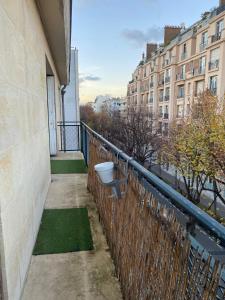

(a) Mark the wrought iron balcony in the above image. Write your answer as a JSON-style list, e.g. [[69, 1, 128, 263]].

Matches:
[[199, 42, 208, 52], [165, 76, 170, 84], [209, 59, 219, 70], [163, 113, 169, 119], [211, 32, 222, 43], [164, 95, 170, 101]]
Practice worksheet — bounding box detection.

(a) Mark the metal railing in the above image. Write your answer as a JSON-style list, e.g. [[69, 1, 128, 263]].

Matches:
[[57, 121, 81, 152], [209, 59, 219, 70], [80, 121, 225, 298], [80, 121, 225, 247]]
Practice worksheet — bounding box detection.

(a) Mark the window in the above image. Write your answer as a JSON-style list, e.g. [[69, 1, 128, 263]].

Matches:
[[158, 122, 162, 134], [181, 64, 186, 79], [165, 69, 171, 83], [159, 106, 163, 117], [199, 56, 206, 73], [177, 105, 184, 118], [177, 85, 185, 98], [195, 80, 204, 96], [209, 76, 218, 95], [202, 31, 208, 45], [216, 19, 224, 35], [164, 105, 169, 119], [181, 43, 187, 59], [209, 48, 219, 69], [165, 87, 170, 101], [159, 90, 164, 102], [149, 91, 154, 103]]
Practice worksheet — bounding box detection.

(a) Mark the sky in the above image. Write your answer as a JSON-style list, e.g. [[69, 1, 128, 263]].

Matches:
[[72, 0, 219, 104]]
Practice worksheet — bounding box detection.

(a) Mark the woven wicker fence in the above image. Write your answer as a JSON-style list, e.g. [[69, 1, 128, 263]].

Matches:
[[87, 137, 225, 300]]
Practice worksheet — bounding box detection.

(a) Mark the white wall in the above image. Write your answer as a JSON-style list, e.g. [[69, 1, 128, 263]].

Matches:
[[0, 0, 62, 299], [64, 48, 80, 122]]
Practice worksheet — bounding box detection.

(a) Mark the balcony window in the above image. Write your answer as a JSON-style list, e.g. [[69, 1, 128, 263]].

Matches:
[[164, 87, 170, 101], [149, 93, 154, 103], [200, 31, 208, 51], [159, 106, 163, 118], [165, 69, 171, 83], [159, 91, 164, 102], [211, 19, 224, 43], [195, 80, 204, 97], [199, 56, 206, 74], [209, 59, 219, 70], [177, 85, 185, 99], [164, 105, 169, 119], [181, 43, 187, 60], [209, 75, 218, 95], [209, 48, 219, 70]]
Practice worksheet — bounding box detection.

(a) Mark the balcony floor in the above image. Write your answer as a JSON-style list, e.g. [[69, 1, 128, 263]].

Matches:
[[22, 153, 122, 300]]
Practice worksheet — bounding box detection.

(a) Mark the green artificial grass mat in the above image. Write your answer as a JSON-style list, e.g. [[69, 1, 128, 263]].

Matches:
[[33, 208, 93, 255], [51, 159, 87, 174]]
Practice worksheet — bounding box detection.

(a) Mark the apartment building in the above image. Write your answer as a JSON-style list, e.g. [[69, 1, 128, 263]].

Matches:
[[127, 0, 225, 135]]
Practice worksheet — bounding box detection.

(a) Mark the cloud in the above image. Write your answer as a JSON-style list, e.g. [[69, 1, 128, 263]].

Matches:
[[79, 74, 101, 84], [122, 26, 163, 47]]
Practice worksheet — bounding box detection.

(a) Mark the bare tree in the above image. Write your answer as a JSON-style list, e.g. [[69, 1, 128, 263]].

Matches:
[[108, 107, 162, 165]]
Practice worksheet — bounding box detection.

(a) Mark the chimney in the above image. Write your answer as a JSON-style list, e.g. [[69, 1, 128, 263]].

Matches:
[[164, 26, 181, 45], [220, 0, 225, 6], [146, 43, 157, 60]]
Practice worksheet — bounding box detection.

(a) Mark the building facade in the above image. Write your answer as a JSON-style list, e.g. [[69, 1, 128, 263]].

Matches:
[[91, 95, 126, 114], [127, 0, 225, 135], [0, 0, 71, 299]]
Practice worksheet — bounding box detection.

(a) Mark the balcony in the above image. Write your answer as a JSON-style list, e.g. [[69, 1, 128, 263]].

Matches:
[[165, 76, 170, 84], [177, 92, 185, 99], [199, 42, 208, 52], [22, 122, 225, 299], [162, 59, 171, 68], [211, 32, 222, 43], [192, 67, 206, 76], [163, 113, 169, 119], [176, 73, 185, 81], [164, 95, 170, 101], [209, 59, 219, 70], [181, 52, 187, 60]]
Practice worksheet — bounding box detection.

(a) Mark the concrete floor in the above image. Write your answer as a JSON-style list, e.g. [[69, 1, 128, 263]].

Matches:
[[51, 152, 84, 160], [22, 173, 122, 300]]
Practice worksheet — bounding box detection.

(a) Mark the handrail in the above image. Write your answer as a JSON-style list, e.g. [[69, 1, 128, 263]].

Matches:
[[81, 121, 225, 246]]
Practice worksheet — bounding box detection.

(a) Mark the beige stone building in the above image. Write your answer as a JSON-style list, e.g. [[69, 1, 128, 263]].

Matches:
[[127, 0, 225, 135], [0, 0, 71, 299]]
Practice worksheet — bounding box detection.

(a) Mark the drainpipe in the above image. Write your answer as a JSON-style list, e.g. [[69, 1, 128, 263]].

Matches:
[[61, 85, 67, 152]]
